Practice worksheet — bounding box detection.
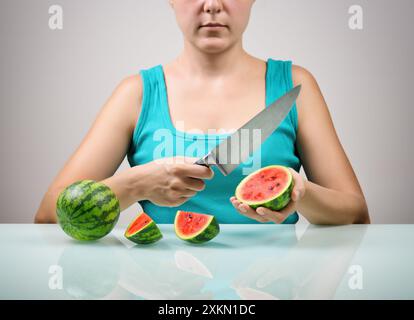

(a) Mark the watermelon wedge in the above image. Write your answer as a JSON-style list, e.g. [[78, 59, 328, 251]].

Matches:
[[124, 212, 163, 244], [235, 165, 294, 211], [174, 211, 220, 244]]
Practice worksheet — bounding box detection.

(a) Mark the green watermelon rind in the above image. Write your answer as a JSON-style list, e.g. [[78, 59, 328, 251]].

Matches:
[[124, 213, 163, 245], [235, 165, 294, 212], [174, 211, 220, 244], [56, 180, 120, 241]]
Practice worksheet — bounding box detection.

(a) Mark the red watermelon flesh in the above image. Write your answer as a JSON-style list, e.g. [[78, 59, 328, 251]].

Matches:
[[126, 212, 152, 235], [175, 212, 210, 236], [235, 165, 294, 211], [124, 212, 163, 244], [174, 211, 220, 244]]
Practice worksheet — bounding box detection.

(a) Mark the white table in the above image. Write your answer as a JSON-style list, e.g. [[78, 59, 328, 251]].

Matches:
[[0, 224, 413, 299]]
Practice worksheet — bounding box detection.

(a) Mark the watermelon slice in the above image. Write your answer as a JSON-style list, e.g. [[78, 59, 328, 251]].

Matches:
[[235, 165, 294, 211], [174, 211, 220, 244], [124, 212, 163, 244]]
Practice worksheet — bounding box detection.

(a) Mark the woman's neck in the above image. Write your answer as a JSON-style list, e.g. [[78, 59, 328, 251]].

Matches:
[[171, 40, 255, 81]]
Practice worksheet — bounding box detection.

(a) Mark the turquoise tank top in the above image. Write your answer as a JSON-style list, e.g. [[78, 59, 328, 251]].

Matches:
[[127, 58, 301, 224]]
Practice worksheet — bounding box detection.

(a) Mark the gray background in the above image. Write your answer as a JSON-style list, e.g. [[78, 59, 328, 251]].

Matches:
[[0, 0, 413, 224]]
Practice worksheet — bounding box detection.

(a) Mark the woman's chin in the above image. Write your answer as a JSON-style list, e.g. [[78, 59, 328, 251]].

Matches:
[[195, 38, 234, 54]]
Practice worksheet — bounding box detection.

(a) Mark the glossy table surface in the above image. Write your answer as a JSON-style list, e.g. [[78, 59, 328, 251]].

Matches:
[[0, 224, 413, 300]]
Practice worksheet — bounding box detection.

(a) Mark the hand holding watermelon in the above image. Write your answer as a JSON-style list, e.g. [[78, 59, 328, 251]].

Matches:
[[231, 166, 305, 224], [140, 156, 214, 207]]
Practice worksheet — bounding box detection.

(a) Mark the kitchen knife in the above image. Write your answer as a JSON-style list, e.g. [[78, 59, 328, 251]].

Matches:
[[194, 85, 301, 176]]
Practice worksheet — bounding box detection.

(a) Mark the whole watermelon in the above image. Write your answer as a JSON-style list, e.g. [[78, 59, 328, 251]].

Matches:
[[56, 180, 120, 241]]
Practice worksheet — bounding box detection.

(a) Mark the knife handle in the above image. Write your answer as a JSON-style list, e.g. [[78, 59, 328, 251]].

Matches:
[[194, 154, 211, 168], [194, 153, 228, 176]]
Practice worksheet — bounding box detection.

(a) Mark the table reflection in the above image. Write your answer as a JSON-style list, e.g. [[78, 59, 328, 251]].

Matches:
[[58, 242, 121, 299], [109, 225, 366, 300], [231, 225, 367, 299]]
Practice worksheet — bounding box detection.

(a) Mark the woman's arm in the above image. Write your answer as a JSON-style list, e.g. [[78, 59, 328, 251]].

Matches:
[[231, 65, 370, 225], [34, 75, 143, 223], [292, 65, 370, 224], [34, 74, 214, 224]]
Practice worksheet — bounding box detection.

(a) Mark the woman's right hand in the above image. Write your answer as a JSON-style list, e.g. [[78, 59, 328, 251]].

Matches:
[[139, 156, 214, 207]]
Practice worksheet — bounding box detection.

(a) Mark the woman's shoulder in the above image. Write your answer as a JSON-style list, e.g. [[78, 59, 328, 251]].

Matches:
[[114, 74, 143, 113], [118, 74, 143, 104], [268, 59, 318, 93], [291, 64, 318, 87], [117, 74, 143, 96], [291, 64, 321, 107], [290, 64, 329, 129], [107, 74, 143, 133]]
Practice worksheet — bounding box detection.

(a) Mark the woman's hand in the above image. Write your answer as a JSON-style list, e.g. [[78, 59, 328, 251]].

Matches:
[[230, 168, 306, 223], [138, 156, 214, 207]]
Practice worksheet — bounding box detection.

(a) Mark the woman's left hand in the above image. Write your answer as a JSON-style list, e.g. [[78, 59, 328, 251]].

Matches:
[[230, 168, 306, 223]]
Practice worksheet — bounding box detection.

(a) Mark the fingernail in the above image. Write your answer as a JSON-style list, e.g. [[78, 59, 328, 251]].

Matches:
[[257, 208, 264, 215], [240, 207, 247, 213]]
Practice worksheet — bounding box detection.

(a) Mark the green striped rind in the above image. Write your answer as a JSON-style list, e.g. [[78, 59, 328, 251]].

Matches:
[[235, 165, 294, 212], [56, 180, 120, 241], [124, 220, 163, 245], [175, 214, 220, 244]]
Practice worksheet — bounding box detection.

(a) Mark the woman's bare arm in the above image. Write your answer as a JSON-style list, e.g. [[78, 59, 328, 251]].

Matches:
[[293, 65, 370, 224], [34, 75, 143, 223]]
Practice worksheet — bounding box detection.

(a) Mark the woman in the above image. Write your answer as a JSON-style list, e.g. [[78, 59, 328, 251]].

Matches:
[[35, 0, 370, 224]]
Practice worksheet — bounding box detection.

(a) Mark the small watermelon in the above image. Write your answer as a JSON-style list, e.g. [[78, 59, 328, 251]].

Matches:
[[124, 212, 163, 244], [56, 180, 120, 241], [235, 165, 294, 211], [174, 211, 220, 244]]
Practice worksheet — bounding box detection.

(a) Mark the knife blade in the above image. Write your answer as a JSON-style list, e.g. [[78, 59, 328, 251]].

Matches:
[[194, 85, 301, 176]]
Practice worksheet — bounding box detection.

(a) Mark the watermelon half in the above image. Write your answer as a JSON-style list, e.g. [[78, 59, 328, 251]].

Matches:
[[235, 165, 294, 211], [174, 211, 220, 244], [124, 212, 163, 244], [56, 180, 120, 241]]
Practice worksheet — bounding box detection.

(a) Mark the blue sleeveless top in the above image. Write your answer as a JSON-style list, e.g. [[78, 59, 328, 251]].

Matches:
[[127, 58, 301, 224]]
